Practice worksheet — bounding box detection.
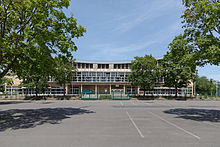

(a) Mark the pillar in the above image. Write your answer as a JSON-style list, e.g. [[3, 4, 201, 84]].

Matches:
[[123, 85, 126, 94], [80, 84, 83, 93], [95, 85, 98, 94], [65, 85, 68, 95], [137, 87, 140, 95], [109, 85, 111, 94]]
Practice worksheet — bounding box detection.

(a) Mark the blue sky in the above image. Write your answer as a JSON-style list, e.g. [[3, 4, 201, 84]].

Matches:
[[64, 0, 220, 81]]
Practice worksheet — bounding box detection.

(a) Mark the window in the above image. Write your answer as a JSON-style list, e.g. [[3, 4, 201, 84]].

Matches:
[[98, 64, 101, 69], [82, 63, 85, 68], [77, 63, 81, 68], [106, 64, 109, 69], [86, 64, 89, 68], [90, 64, 93, 68]]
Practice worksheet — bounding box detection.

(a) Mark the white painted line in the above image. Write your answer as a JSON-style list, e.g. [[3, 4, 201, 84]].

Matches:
[[149, 111, 200, 140], [126, 111, 144, 138], [120, 101, 124, 106]]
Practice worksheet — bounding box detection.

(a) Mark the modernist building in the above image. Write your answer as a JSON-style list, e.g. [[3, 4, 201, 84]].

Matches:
[[4, 59, 193, 97]]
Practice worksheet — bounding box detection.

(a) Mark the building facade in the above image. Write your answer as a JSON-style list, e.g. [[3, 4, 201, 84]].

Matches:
[[4, 59, 194, 97]]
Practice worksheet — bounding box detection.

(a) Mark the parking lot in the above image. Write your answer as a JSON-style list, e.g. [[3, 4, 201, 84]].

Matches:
[[0, 100, 220, 147]]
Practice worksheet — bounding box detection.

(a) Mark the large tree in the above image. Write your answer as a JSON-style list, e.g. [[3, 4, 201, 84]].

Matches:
[[182, 0, 220, 65], [162, 35, 196, 97], [53, 56, 75, 97], [128, 55, 158, 97], [0, 0, 86, 78], [18, 46, 55, 97], [196, 76, 216, 96]]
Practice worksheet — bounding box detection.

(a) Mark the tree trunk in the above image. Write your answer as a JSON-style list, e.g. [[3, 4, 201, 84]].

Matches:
[[143, 90, 146, 97], [175, 86, 178, 98]]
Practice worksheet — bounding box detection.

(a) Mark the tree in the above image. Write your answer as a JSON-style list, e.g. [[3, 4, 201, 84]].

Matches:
[[128, 55, 158, 97], [0, 77, 13, 93], [196, 76, 216, 96], [18, 46, 55, 97], [53, 56, 75, 97], [162, 35, 196, 97], [0, 0, 86, 78], [181, 0, 220, 65]]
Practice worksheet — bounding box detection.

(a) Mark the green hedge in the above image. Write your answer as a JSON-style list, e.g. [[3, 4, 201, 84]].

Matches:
[[99, 95, 112, 100]]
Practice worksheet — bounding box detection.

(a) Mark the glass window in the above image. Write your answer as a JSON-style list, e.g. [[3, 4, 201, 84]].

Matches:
[[86, 64, 89, 68], [98, 64, 101, 69], [106, 64, 109, 69], [90, 64, 93, 68]]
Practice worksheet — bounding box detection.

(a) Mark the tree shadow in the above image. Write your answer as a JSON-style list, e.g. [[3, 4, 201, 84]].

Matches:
[[0, 101, 32, 105], [164, 108, 220, 122], [0, 107, 94, 131]]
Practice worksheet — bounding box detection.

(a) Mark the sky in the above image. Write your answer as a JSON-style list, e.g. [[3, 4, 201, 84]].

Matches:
[[64, 0, 220, 81]]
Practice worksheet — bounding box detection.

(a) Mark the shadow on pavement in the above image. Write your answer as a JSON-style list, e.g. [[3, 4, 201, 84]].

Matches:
[[0, 101, 32, 105], [164, 108, 220, 122], [0, 107, 94, 131]]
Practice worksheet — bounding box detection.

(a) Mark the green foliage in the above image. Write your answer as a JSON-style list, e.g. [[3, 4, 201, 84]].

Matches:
[[99, 95, 112, 100], [196, 76, 216, 96], [0, 0, 86, 78], [0, 77, 13, 85], [18, 48, 54, 96], [53, 56, 75, 96], [181, 0, 220, 65], [162, 35, 196, 97], [128, 55, 158, 96]]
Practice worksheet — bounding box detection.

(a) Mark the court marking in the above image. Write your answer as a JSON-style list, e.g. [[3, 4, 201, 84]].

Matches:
[[120, 101, 124, 106], [126, 111, 145, 138], [149, 111, 201, 140]]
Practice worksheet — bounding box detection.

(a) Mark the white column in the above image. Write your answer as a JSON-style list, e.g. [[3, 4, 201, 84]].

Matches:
[[81, 84, 83, 93], [123, 85, 126, 94], [110, 85, 111, 94], [137, 87, 140, 95], [95, 85, 98, 94], [65, 85, 68, 95]]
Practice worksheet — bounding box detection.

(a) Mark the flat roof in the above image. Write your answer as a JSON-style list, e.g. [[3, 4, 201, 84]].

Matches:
[[76, 57, 163, 64]]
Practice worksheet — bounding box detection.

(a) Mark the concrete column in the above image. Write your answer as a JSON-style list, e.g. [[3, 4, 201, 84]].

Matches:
[[65, 85, 68, 95], [110, 85, 111, 94], [137, 87, 140, 94], [123, 85, 126, 94], [80, 84, 83, 93], [95, 85, 98, 94]]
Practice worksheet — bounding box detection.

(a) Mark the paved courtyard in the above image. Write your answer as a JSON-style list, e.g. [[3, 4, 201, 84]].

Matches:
[[0, 100, 220, 147]]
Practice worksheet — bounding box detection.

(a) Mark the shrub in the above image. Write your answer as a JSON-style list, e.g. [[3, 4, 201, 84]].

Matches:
[[99, 95, 112, 100]]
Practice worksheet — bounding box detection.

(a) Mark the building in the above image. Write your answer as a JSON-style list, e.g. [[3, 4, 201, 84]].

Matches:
[[3, 59, 193, 97]]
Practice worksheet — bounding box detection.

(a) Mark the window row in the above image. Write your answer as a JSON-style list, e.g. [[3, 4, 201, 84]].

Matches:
[[73, 77, 129, 82], [76, 72, 131, 77], [76, 63, 93, 69], [113, 64, 130, 69]]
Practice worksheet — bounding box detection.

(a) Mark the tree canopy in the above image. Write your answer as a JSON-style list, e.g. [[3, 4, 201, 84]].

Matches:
[[195, 76, 217, 96], [53, 56, 75, 96], [128, 55, 158, 96], [162, 35, 196, 97], [181, 0, 220, 65], [0, 0, 86, 78]]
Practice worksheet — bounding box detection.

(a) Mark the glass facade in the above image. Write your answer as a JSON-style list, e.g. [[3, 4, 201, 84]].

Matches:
[[73, 72, 131, 83]]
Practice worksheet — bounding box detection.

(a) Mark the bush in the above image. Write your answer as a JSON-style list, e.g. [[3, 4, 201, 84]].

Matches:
[[99, 95, 112, 100]]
